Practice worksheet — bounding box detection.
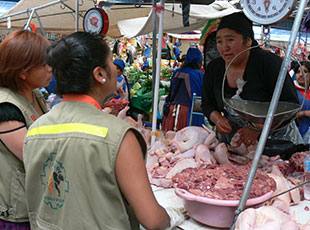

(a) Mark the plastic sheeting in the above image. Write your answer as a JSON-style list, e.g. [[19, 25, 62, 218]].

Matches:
[[118, 0, 240, 38]]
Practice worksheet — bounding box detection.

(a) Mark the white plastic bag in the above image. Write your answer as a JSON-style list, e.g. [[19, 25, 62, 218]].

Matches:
[[303, 127, 310, 144]]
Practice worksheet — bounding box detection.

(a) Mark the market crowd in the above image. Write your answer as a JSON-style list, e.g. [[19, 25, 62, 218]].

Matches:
[[0, 11, 309, 230]]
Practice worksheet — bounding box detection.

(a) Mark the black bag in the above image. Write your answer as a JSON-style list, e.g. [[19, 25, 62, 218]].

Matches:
[[163, 78, 182, 117], [163, 102, 171, 116]]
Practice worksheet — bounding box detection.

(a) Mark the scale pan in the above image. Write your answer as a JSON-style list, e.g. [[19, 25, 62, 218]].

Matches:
[[225, 99, 300, 130]]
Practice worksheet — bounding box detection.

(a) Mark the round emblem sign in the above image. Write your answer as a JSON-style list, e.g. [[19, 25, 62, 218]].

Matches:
[[83, 8, 109, 35]]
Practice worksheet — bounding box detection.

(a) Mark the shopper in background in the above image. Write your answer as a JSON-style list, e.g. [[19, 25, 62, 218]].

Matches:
[[162, 47, 204, 131], [141, 56, 150, 72], [0, 30, 52, 229], [173, 42, 181, 61], [23, 32, 185, 230], [113, 58, 128, 100], [201, 12, 302, 147], [294, 61, 310, 137]]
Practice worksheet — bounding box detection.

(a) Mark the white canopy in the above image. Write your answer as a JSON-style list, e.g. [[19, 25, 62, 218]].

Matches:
[[167, 31, 201, 40], [0, 0, 151, 37], [118, 0, 240, 38]]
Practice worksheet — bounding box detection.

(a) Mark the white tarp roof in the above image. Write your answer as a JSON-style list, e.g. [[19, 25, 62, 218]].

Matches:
[[167, 30, 201, 40], [0, 0, 151, 37], [118, 0, 240, 38]]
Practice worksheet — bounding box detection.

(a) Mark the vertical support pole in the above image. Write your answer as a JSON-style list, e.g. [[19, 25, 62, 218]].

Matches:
[[24, 9, 35, 30], [34, 11, 46, 37], [75, 0, 79, 32], [151, 0, 158, 117], [151, 0, 165, 145]]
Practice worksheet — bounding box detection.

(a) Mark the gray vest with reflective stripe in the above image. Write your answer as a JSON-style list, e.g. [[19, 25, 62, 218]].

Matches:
[[0, 88, 47, 222], [24, 100, 146, 230]]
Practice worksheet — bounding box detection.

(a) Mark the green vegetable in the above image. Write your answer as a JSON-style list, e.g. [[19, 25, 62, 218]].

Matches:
[[133, 82, 141, 90]]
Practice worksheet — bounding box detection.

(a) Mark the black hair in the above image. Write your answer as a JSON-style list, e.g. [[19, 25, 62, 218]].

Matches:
[[300, 60, 310, 72], [290, 60, 299, 72], [115, 64, 123, 73], [46, 32, 111, 95]]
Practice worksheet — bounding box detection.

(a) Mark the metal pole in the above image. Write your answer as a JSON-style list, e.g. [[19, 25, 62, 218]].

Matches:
[[151, 0, 165, 145], [0, 0, 67, 20], [75, 0, 79, 32], [230, 0, 309, 229], [24, 9, 35, 30], [34, 11, 46, 37], [151, 0, 158, 116]]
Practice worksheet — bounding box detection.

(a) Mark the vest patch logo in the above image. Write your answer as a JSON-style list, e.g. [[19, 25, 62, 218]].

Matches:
[[40, 152, 69, 210], [30, 114, 36, 120]]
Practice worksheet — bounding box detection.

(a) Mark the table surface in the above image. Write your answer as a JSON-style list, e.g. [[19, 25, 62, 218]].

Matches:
[[152, 185, 310, 230]]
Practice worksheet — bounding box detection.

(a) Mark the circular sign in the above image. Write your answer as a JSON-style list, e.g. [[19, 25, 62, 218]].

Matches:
[[241, 0, 295, 25], [83, 8, 109, 35]]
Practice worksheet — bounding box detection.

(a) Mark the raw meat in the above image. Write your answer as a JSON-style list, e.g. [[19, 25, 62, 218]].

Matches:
[[213, 143, 231, 165], [166, 158, 197, 179], [170, 126, 211, 153], [173, 164, 276, 200]]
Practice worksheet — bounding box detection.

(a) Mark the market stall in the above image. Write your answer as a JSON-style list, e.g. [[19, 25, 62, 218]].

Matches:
[[141, 0, 310, 228]]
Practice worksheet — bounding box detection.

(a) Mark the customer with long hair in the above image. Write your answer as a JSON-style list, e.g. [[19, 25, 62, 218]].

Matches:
[[0, 30, 52, 229]]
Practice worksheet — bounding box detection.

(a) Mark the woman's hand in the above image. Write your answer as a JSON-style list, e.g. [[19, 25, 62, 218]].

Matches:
[[210, 111, 232, 135], [236, 128, 260, 147]]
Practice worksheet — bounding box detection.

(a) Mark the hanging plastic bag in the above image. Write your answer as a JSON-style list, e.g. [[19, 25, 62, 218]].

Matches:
[[303, 127, 310, 144]]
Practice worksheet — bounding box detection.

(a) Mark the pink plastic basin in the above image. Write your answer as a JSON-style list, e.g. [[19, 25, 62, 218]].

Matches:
[[175, 188, 274, 228]]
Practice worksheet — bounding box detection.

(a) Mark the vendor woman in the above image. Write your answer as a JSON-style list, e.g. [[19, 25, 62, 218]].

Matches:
[[201, 12, 303, 147]]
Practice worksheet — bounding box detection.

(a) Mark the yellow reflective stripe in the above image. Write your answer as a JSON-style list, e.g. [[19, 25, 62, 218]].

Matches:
[[27, 123, 108, 138]]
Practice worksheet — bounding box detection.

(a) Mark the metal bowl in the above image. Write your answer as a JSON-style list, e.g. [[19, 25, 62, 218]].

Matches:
[[224, 99, 300, 130]]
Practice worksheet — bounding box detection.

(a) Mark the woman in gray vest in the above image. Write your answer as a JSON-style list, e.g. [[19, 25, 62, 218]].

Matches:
[[0, 31, 52, 229], [23, 32, 186, 230]]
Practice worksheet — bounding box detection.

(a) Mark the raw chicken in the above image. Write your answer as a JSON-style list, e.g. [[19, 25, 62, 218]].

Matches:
[[166, 158, 197, 179], [117, 106, 129, 120], [236, 206, 290, 230], [235, 208, 257, 230], [213, 143, 231, 165], [229, 132, 257, 157], [194, 144, 216, 164], [170, 126, 211, 153]]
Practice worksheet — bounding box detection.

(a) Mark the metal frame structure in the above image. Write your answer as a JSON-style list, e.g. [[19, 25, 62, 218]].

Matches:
[[0, 0, 75, 36]]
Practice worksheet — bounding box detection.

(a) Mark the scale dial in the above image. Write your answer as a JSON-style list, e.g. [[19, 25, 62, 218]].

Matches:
[[83, 8, 109, 35], [241, 0, 295, 25]]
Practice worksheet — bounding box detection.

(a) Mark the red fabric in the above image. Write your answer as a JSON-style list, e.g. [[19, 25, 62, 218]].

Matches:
[[162, 104, 189, 131], [295, 83, 310, 100]]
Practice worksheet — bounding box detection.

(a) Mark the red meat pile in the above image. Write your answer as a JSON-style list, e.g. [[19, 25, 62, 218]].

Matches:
[[172, 164, 276, 200]]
